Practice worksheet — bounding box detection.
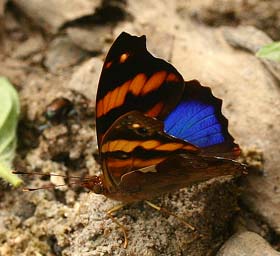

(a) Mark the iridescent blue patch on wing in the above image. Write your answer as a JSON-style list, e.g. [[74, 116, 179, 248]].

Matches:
[[164, 100, 225, 148]]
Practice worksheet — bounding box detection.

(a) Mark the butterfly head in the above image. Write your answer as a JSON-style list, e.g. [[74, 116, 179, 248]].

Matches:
[[80, 175, 105, 195]]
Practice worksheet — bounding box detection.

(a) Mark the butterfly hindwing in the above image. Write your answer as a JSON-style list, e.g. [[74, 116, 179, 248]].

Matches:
[[118, 154, 245, 201], [164, 80, 240, 158], [96, 32, 185, 146]]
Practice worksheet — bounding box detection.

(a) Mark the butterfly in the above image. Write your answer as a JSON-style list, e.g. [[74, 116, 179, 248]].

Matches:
[[80, 32, 246, 202], [13, 32, 246, 249]]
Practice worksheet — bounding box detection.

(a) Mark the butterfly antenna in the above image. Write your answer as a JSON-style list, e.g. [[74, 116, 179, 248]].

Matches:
[[22, 184, 68, 192], [13, 171, 94, 192], [12, 170, 93, 180], [21, 180, 89, 191]]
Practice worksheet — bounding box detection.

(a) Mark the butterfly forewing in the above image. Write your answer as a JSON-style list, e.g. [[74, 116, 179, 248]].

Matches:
[[96, 32, 185, 146]]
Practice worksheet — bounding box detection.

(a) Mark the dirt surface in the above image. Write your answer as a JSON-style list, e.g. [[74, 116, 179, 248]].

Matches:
[[0, 1, 280, 255]]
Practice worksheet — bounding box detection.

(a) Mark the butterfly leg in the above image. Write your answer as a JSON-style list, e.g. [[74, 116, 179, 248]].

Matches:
[[106, 203, 128, 248], [145, 200, 195, 231]]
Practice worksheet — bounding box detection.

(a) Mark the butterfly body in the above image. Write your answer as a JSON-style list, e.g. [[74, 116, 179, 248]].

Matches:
[[85, 32, 246, 203]]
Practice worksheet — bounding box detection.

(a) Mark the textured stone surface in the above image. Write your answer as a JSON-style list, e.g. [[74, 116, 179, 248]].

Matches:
[[44, 36, 88, 74], [67, 58, 103, 101], [217, 231, 280, 256], [170, 20, 280, 234], [223, 26, 280, 82], [177, 0, 280, 40], [12, 34, 44, 59], [66, 25, 113, 53], [11, 0, 101, 33]]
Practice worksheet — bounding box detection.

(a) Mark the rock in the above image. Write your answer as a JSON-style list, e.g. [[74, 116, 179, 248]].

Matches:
[[12, 34, 45, 59], [62, 178, 241, 256], [240, 148, 264, 173], [44, 36, 88, 74], [222, 26, 272, 53], [171, 22, 280, 233], [11, 0, 102, 33], [126, 0, 180, 35], [66, 25, 113, 53], [223, 26, 280, 82], [0, 0, 6, 44], [67, 58, 103, 101], [145, 27, 175, 61], [2, 11, 26, 44], [217, 231, 280, 256], [176, 0, 280, 40], [0, 0, 7, 17], [0, 57, 26, 86]]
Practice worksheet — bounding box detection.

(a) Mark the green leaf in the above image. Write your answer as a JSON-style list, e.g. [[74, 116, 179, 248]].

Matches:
[[256, 42, 280, 62], [0, 77, 22, 187]]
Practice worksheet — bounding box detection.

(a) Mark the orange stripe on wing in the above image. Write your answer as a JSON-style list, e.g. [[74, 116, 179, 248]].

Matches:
[[121, 141, 142, 152], [97, 80, 132, 119], [102, 139, 197, 155], [102, 139, 166, 153], [182, 144, 199, 152], [107, 158, 133, 169], [97, 70, 173, 119], [145, 102, 164, 117], [96, 99, 104, 118], [107, 140, 119, 152], [129, 73, 147, 96], [102, 140, 138, 153], [140, 140, 161, 150], [106, 157, 164, 171], [103, 90, 112, 115], [156, 143, 184, 151], [141, 71, 167, 95], [108, 85, 121, 114], [114, 80, 130, 111], [166, 72, 180, 83]]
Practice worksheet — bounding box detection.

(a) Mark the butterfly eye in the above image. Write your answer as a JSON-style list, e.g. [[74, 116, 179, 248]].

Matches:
[[135, 127, 150, 137], [93, 184, 103, 194], [137, 127, 148, 134], [119, 53, 129, 63]]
